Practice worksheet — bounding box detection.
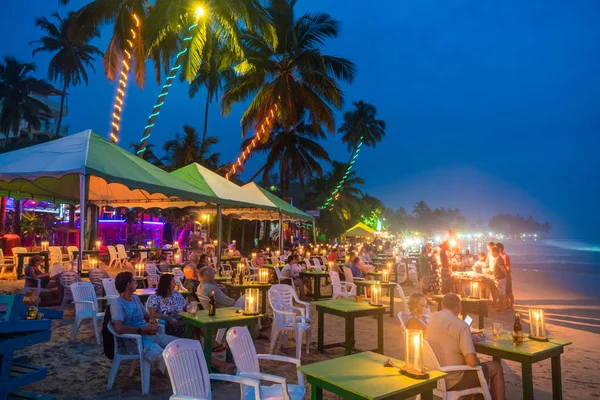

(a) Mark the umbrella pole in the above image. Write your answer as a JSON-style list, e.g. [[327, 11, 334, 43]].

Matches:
[[279, 211, 283, 254], [216, 204, 222, 267], [312, 220, 317, 246], [78, 174, 87, 274]]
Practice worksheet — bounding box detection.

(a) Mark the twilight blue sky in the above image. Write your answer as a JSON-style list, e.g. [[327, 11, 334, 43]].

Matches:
[[2, 0, 599, 239]]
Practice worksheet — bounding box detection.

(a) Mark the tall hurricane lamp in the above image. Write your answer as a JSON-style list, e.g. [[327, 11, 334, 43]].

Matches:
[[529, 309, 548, 341], [258, 268, 269, 284], [244, 288, 260, 315], [370, 282, 382, 306], [400, 329, 429, 379]]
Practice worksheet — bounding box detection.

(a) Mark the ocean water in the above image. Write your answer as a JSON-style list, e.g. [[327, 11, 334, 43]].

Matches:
[[463, 238, 600, 275]]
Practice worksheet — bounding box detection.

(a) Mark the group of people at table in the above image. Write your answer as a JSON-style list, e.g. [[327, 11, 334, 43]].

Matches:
[[25, 240, 510, 399]]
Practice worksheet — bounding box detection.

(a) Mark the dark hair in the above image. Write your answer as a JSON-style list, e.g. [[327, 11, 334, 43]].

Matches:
[[156, 274, 174, 297], [199, 254, 209, 264], [28, 255, 43, 267], [287, 254, 296, 264], [352, 257, 360, 264], [442, 293, 461, 313], [491, 246, 501, 254], [486, 241, 495, 247], [115, 271, 134, 293], [496, 243, 504, 251]]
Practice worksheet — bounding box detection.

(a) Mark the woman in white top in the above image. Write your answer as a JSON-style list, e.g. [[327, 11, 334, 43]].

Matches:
[[280, 254, 307, 300]]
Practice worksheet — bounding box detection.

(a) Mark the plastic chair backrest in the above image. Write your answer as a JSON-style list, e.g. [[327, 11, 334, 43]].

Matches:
[[321, 256, 328, 266], [0, 249, 5, 264], [303, 258, 312, 267], [49, 246, 63, 264], [116, 244, 127, 258], [163, 339, 211, 399], [395, 284, 408, 312], [197, 294, 210, 310], [107, 246, 118, 257], [280, 255, 287, 263], [312, 258, 321, 267], [89, 268, 108, 294], [342, 266, 355, 283], [226, 326, 260, 373], [164, 244, 173, 249], [172, 268, 184, 281], [268, 284, 295, 326], [396, 311, 408, 336], [423, 340, 447, 392], [49, 264, 66, 277], [329, 270, 342, 291], [102, 278, 119, 298], [66, 246, 78, 261], [71, 282, 98, 315], [145, 263, 159, 275], [11, 247, 28, 263]]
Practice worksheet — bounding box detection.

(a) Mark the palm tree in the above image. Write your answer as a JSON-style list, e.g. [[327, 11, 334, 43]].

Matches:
[[31, 13, 103, 137], [0, 57, 54, 146], [130, 143, 163, 167], [242, 114, 331, 196], [221, 0, 355, 140], [162, 124, 220, 171], [188, 31, 235, 144], [321, 100, 385, 208]]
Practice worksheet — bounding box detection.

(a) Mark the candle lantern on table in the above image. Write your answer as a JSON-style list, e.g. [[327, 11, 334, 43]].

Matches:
[[266, 247, 270, 253], [40, 241, 49, 252], [173, 241, 179, 248], [89, 258, 98, 270], [469, 282, 480, 298], [244, 288, 260, 315], [370, 281, 382, 306], [173, 253, 181, 264], [95, 241, 102, 251], [251, 252, 256, 259], [259, 268, 269, 284], [382, 268, 390, 283], [400, 329, 429, 379], [529, 309, 548, 341], [135, 263, 144, 278], [306, 251, 311, 259], [275, 250, 280, 257], [328, 261, 333, 272], [213, 240, 218, 247]]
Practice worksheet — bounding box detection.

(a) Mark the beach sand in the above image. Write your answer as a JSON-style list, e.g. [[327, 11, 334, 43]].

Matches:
[[2, 268, 599, 399]]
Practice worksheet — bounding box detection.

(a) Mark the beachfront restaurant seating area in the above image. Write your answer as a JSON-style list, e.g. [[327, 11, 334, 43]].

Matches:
[[0, 131, 575, 399]]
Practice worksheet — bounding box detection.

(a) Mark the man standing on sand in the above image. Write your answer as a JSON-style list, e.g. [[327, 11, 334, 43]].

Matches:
[[490, 246, 507, 312], [496, 243, 513, 309], [440, 241, 453, 294], [419, 244, 433, 294], [426, 293, 505, 400]]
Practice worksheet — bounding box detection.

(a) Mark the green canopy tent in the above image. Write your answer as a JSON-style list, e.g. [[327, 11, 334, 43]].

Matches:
[[0, 130, 224, 267], [343, 222, 376, 238], [242, 183, 316, 250]]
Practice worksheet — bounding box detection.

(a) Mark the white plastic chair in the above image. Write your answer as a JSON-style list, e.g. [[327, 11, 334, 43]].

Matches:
[[342, 266, 365, 283], [107, 246, 120, 268], [312, 258, 322, 269], [329, 270, 356, 299], [145, 263, 160, 288], [11, 247, 30, 268], [48, 246, 64, 266], [279, 255, 287, 263], [226, 326, 306, 400], [59, 270, 80, 309], [392, 283, 409, 313], [396, 311, 408, 337], [102, 278, 120, 301], [116, 244, 128, 266], [303, 258, 312, 268], [106, 322, 151, 395], [267, 284, 311, 359], [396, 260, 408, 284], [419, 340, 492, 400], [22, 275, 54, 307], [163, 339, 260, 400], [0, 249, 15, 279], [138, 245, 148, 262], [320, 256, 328, 267], [67, 246, 79, 262], [49, 264, 67, 277], [71, 282, 105, 344]]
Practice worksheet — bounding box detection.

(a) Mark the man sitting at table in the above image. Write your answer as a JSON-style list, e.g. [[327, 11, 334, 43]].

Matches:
[[197, 266, 244, 308], [252, 250, 266, 268], [426, 293, 505, 400], [181, 264, 200, 299], [281, 254, 309, 300], [111, 271, 176, 373]]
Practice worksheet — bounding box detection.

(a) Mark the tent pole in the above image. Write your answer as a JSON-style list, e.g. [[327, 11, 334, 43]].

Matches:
[[278, 211, 283, 254], [216, 204, 222, 267], [78, 174, 87, 274], [312, 220, 317, 246], [227, 215, 232, 244]]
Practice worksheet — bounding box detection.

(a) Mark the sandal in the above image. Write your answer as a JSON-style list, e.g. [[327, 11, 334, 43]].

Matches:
[[212, 343, 227, 352]]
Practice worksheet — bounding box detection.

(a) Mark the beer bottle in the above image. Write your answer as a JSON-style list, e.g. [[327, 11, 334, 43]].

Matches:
[[513, 312, 522, 333], [208, 290, 216, 317]]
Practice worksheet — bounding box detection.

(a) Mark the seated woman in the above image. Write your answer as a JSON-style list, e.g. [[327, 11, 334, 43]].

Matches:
[[405, 292, 429, 333], [25, 255, 59, 288], [252, 250, 266, 268], [146, 274, 187, 337], [281, 254, 308, 300], [198, 254, 211, 270], [350, 257, 365, 278]]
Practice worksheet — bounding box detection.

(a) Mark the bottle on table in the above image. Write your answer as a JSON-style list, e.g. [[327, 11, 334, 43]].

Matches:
[[512, 311, 523, 345], [209, 290, 216, 316]]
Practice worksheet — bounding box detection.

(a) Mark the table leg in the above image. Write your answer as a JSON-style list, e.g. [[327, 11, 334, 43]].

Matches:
[[437, 301, 442, 312], [311, 382, 323, 400], [204, 328, 213, 373], [394, 264, 398, 283], [261, 288, 267, 314], [345, 316, 354, 355], [420, 389, 433, 400], [184, 323, 194, 338], [478, 305, 485, 329], [314, 277, 321, 300], [318, 310, 324, 353], [17, 255, 24, 279], [377, 313, 384, 354], [388, 286, 394, 317], [44, 253, 49, 274], [522, 360, 534, 400], [551, 355, 563, 400]]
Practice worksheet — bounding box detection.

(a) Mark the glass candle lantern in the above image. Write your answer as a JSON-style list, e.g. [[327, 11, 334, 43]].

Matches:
[[529, 309, 547, 340], [213, 240, 218, 246], [345, 255, 350, 263], [251, 253, 256, 259], [173, 241, 179, 248], [370, 282, 382, 306], [135, 263, 144, 278], [328, 261, 334, 271], [244, 288, 260, 315], [469, 282, 480, 298], [306, 252, 311, 258], [259, 268, 270, 283], [266, 247, 270, 253], [237, 263, 243, 275], [96, 241, 102, 251], [40, 241, 49, 252], [400, 329, 429, 379], [276, 250, 280, 257], [174, 253, 181, 263], [89, 258, 98, 269], [382, 269, 390, 283]]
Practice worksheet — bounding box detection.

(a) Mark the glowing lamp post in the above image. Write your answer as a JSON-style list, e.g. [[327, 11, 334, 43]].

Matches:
[[400, 329, 429, 379], [370, 282, 382, 306], [258, 268, 269, 284], [244, 288, 260, 315], [469, 282, 480, 298], [529, 309, 548, 341]]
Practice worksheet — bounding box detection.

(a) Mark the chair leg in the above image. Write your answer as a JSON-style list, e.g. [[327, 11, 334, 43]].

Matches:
[[140, 358, 151, 395], [128, 359, 138, 377], [71, 316, 82, 341], [93, 316, 101, 345], [107, 358, 121, 391], [295, 329, 303, 359], [268, 326, 279, 354], [306, 328, 312, 355]]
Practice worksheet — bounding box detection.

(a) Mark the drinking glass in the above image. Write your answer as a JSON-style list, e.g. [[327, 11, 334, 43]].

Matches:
[[492, 323, 503, 336], [188, 301, 198, 314]]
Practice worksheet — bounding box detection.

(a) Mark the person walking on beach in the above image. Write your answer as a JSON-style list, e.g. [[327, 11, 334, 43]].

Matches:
[[440, 241, 453, 294], [419, 244, 433, 294], [490, 246, 507, 312], [496, 243, 513, 309], [429, 246, 442, 295]]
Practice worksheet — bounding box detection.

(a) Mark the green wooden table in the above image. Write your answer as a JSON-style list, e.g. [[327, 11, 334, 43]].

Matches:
[[475, 331, 571, 400], [430, 295, 491, 329], [298, 351, 446, 400], [314, 298, 386, 356], [300, 270, 331, 301], [214, 274, 230, 282], [222, 282, 271, 314], [181, 307, 259, 372], [354, 280, 396, 317]]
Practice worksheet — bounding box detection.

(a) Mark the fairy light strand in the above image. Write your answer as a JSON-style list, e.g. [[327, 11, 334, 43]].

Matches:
[[321, 135, 364, 209], [136, 23, 199, 156], [225, 104, 279, 180], [110, 13, 139, 143]]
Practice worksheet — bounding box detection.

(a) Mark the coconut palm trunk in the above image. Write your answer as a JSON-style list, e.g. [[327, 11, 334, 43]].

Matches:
[[202, 90, 210, 143], [55, 81, 67, 137]]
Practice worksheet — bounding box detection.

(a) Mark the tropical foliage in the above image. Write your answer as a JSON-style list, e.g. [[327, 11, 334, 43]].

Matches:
[[161, 124, 220, 171]]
